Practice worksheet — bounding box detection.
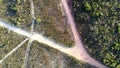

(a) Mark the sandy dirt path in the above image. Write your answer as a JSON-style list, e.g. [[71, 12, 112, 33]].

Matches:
[[0, 0, 107, 67], [61, 0, 107, 68]]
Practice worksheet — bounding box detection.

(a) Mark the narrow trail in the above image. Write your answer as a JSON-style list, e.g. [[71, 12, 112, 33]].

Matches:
[[0, 0, 107, 67], [0, 38, 29, 64], [0, 20, 107, 68], [23, 40, 32, 68], [0, 20, 68, 51], [61, 0, 80, 42], [23, 0, 35, 68], [61, 0, 107, 68]]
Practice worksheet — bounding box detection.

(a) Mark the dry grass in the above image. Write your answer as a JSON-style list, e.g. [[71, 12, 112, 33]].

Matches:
[[0, 0, 96, 68]]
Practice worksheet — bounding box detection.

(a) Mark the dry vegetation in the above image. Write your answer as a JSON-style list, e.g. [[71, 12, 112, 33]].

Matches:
[[0, 0, 96, 68], [33, 0, 74, 47]]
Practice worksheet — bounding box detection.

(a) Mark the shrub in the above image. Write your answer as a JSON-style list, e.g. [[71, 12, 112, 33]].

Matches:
[[92, 11, 103, 18], [36, 18, 42, 23], [118, 23, 120, 33], [116, 65, 120, 68], [93, 2, 99, 8], [82, 2, 92, 11]]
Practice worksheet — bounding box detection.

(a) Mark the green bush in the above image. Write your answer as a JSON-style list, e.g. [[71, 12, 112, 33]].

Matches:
[[92, 11, 103, 18], [36, 18, 42, 23], [93, 2, 99, 8], [118, 23, 120, 33], [73, 0, 120, 68], [112, 42, 120, 51], [116, 65, 120, 68], [82, 2, 92, 11]]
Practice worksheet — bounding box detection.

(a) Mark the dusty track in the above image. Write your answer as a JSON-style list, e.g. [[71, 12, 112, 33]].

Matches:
[[0, 15, 106, 68], [61, 0, 107, 68], [0, 0, 107, 67], [23, 0, 35, 67]]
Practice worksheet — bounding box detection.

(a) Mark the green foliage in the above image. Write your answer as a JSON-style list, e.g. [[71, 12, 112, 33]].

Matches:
[[0, 0, 3, 2], [92, 11, 103, 18], [93, 2, 99, 8], [36, 18, 42, 23], [80, 13, 89, 22], [112, 42, 120, 51], [7, 2, 17, 16], [103, 52, 118, 67], [118, 23, 120, 33], [73, 0, 120, 68], [116, 65, 120, 68], [82, 2, 92, 11], [76, 1, 104, 22], [17, 0, 21, 4]]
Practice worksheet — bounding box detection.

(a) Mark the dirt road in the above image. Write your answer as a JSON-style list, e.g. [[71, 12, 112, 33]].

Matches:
[[0, 0, 107, 67], [61, 0, 107, 68]]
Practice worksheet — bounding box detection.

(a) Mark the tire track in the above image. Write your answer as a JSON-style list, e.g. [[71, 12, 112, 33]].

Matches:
[[0, 38, 28, 64], [23, 0, 36, 67]]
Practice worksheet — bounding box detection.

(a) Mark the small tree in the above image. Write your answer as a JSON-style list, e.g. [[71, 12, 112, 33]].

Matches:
[[82, 2, 92, 11], [92, 11, 103, 18]]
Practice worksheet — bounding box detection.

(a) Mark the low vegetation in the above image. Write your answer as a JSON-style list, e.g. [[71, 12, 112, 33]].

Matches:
[[0, 0, 74, 47], [0, 0, 83, 67], [72, 0, 120, 68], [33, 0, 74, 47]]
